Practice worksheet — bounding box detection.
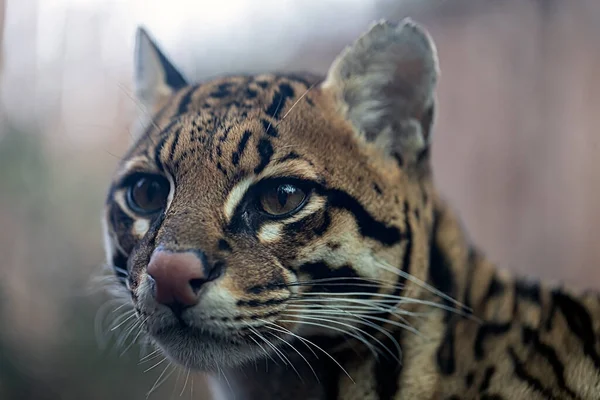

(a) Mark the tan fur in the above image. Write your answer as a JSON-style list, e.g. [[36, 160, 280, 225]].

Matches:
[[102, 18, 600, 399]]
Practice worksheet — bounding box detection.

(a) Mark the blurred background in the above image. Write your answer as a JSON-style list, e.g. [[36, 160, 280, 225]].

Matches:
[[0, 0, 599, 398]]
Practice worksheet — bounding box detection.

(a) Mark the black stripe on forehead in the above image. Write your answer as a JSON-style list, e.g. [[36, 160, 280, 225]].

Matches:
[[254, 137, 274, 174], [152, 118, 185, 173], [265, 82, 295, 120], [177, 84, 201, 115], [232, 130, 252, 166]]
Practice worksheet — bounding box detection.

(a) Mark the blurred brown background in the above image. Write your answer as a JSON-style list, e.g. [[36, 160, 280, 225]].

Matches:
[[0, 0, 598, 399]]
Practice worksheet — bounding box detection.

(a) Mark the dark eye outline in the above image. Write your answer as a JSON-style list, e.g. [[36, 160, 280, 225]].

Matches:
[[252, 178, 312, 220], [121, 172, 170, 216]]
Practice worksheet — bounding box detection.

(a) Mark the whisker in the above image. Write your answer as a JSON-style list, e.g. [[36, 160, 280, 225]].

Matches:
[[282, 311, 402, 364], [372, 258, 471, 312], [277, 317, 383, 360], [110, 311, 138, 331], [266, 332, 317, 382], [289, 295, 474, 320], [119, 316, 150, 356], [286, 308, 421, 338], [260, 321, 354, 383], [258, 322, 318, 359], [217, 366, 234, 400], [146, 361, 175, 398], [140, 348, 162, 363], [248, 326, 300, 379], [180, 368, 191, 397], [276, 82, 317, 126], [247, 334, 279, 366], [144, 356, 168, 373]]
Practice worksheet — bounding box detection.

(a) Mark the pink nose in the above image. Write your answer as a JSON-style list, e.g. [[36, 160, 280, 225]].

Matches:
[[147, 249, 212, 307]]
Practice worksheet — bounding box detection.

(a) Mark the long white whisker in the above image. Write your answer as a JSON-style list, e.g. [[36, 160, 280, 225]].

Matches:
[[260, 321, 354, 383], [266, 331, 317, 382], [276, 82, 316, 125], [144, 356, 168, 373], [283, 309, 402, 364], [277, 317, 382, 359], [146, 361, 175, 399], [180, 368, 191, 397], [110, 311, 138, 331], [140, 348, 162, 363], [289, 295, 473, 319], [247, 333, 279, 366], [373, 258, 470, 312], [248, 327, 302, 380]]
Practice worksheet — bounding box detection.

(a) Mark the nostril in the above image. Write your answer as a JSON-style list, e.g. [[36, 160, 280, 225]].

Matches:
[[189, 278, 207, 294]]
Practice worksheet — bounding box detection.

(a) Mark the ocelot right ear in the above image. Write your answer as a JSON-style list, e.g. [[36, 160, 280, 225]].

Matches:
[[322, 18, 439, 169], [133, 27, 188, 113]]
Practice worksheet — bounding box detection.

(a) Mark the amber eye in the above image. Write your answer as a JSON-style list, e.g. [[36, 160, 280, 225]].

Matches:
[[259, 183, 307, 217], [126, 174, 170, 215]]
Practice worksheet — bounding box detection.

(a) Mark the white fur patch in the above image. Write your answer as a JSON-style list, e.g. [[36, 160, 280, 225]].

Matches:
[[258, 223, 282, 243], [223, 176, 254, 221], [133, 219, 150, 236]]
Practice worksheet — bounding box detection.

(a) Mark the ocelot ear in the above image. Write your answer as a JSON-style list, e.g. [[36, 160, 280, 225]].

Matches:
[[134, 27, 188, 111], [322, 18, 439, 167]]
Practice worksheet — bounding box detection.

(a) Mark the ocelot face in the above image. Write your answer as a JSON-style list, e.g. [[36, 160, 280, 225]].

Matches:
[[102, 19, 439, 371]]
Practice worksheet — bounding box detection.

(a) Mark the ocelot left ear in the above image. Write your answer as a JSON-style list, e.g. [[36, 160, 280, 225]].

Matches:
[[134, 26, 188, 112], [322, 18, 439, 168]]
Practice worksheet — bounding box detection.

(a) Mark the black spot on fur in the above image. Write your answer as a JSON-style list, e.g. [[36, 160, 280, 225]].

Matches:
[[521, 326, 579, 398], [392, 151, 404, 167], [373, 183, 383, 195], [246, 282, 286, 295], [508, 347, 558, 400], [218, 239, 232, 252], [465, 371, 475, 388], [514, 280, 541, 303], [553, 290, 600, 369], [210, 82, 233, 98], [177, 85, 200, 115], [254, 138, 274, 174], [320, 187, 403, 246], [479, 366, 496, 393], [232, 130, 252, 166], [236, 297, 288, 307], [261, 118, 278, 137], [280, 152, 300, 163], [428, 210, 456, 321], [474, 322, 512, 360], [265, 83, 294, 119], [483, 274, 505, 302], [327, 242, 341, 251], [436, 323, 456, 375]]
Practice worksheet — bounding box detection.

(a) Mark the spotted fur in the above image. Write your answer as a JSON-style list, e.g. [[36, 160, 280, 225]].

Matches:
[[102, 19, 600, 399]]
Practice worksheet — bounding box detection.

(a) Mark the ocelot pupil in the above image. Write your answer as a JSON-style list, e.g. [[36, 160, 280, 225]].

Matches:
[[277, 185, 295, 207]]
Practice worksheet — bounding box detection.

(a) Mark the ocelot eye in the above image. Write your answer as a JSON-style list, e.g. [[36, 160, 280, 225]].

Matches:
[[259, 183, 307, 217], [125, 174, 170, 215]]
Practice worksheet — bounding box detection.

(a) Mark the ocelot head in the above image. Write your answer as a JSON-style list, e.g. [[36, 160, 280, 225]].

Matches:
[[102, 18, 440, 370]]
